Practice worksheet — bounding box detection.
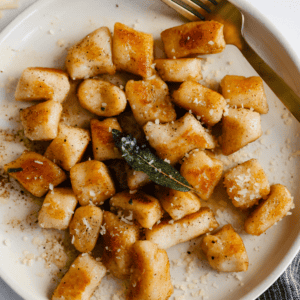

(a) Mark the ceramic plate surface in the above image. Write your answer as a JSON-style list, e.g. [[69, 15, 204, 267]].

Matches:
[[0, 1, 300, 300]]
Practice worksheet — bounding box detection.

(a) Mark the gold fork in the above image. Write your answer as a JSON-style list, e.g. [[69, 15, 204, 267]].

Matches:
[[161, 0, 300, 121]]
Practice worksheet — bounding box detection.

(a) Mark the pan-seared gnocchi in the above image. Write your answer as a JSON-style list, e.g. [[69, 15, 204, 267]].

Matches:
[[220, 75, 268, 114], [69, 205, 103, 253], [15, 67, 70, 103], [161, 21, 226, 58], [90, 118, 122, 161], [102, 211, 140, 279], [172, 81, 226, 126], [201, 224, 249, 272], [113, 22, 154, 78], [20, 100, 62, 141], [70, 160, 116, 206], [127, 240, 173, 300], [155, 186, 201, 220], [180, 150, 223, 200], [44, 124, 91, 171], [245, 184, 294, 235], [144, 113, 216, 165], [224, 159, 270, 209], [38, 188, 77, 230], [221, 108, 262, 155], [52, 254, 106, 300], [4, 151, 67, 197], [126, 165, 150, 191], [110, 190, 163, 228], [77, 79, 127, 117], [154, 58, 202, 82], [65, 26, 116, 80], [145, 207, 219, 249], [125, 75, 176, 126]]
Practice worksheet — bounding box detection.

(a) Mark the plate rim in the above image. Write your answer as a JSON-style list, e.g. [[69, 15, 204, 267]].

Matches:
[[0, 1, 300, 300]]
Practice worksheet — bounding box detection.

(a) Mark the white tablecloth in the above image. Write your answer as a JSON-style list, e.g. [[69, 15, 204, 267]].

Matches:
[[0, 0, 299, 299]]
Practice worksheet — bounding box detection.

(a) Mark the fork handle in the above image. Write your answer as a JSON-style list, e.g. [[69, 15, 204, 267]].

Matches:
[[240, 35, 300, 122]]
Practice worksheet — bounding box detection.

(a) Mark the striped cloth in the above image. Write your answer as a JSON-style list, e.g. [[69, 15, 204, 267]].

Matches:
[[257, 253, 300, 300]]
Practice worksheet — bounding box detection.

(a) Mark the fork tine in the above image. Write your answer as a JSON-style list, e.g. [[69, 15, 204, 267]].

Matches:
[[208, 0, 218, 4], [161, 0, 205, 21], [189, 0, 211, 13]]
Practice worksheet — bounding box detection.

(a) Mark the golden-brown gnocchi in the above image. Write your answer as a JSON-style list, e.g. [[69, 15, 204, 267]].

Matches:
[[143, 113, 216, 165], [69, 205, 103, 253], [126, 165, 150, 191], [125, 76, 176, 126], [110, 191, 163, 229], [224, 159, 270, 209], [38, 188, 77, 230], [4, 151, 67, 197], [245, 184, 294, 235], [90, 118, 122, 161], [145, 207, 219, 249], [113, 22, 154, 78], [44, 124, 91, 171], [155, 186, 201, 220], [102, 211, 140, 279], [70, 160, 116, 206], [172, 81, 226, 126], [220, 75, 268, 114], [127, 240, 173, 300], [201, 224, 249, 272], [20, 100, 62, 141], [161, 21, 225, 58], [65, 26, 116, 80], [221, 108, 262, 155], [154, 58, 202, 82], [15, 67, 70, 103], [52, 254, 106, 300], [77, 79, 127, 117], [180, 150, 223, 200]]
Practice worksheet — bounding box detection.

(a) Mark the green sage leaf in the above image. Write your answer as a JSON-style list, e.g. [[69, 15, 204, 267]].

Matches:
[[112, 129, 195, 192]]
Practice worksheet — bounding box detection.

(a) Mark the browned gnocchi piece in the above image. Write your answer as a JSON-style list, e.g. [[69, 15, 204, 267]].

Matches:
[[4, 151, 67, 197], [245, 184, 294, 236], [77, 79, 127, 117], [20, 100, 62, 141], [145, 207, 219, 249], [221, 108, 262, 155], [154, 58, 202, 82], [90, 118, 122, 161], [102, 211, 140, 279], [180, 150, 223, 200], [65, 26, 116, 80], [220, 75, 268, 114], [155, 187, 201, 220], [113, 22, 154, 78], [70, 160, 116, 206], [69, 205, 103, 253], [110, 191, 163, 229], [44, 124, 91, 171], [15, 67, 70, 103], [127, 240, 173, 300], [125, 76, 176, 126], [143, 113, 216, 165], [161, 21, 225, 58], [201, 224, 249, 272], [38, 188, 77, 230], [126, 165, 151, 191], [172, 81, 226, 126], [52, 254, 106, 300], [224, 159, 270, 209]]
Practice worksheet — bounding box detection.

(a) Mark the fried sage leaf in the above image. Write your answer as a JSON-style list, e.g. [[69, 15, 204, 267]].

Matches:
[[112, 129, 194, 192]]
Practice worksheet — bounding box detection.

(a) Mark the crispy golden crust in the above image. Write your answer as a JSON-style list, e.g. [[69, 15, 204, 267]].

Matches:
[[113, 22, 154, 77], [201, 224, 249, 272], [161, 21, 225, 58], [4, 151, 67, 197], [220, 75, 268, 114]]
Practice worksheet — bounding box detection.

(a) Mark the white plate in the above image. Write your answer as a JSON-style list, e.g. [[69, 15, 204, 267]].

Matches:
[[0, 1, 300, 300]]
